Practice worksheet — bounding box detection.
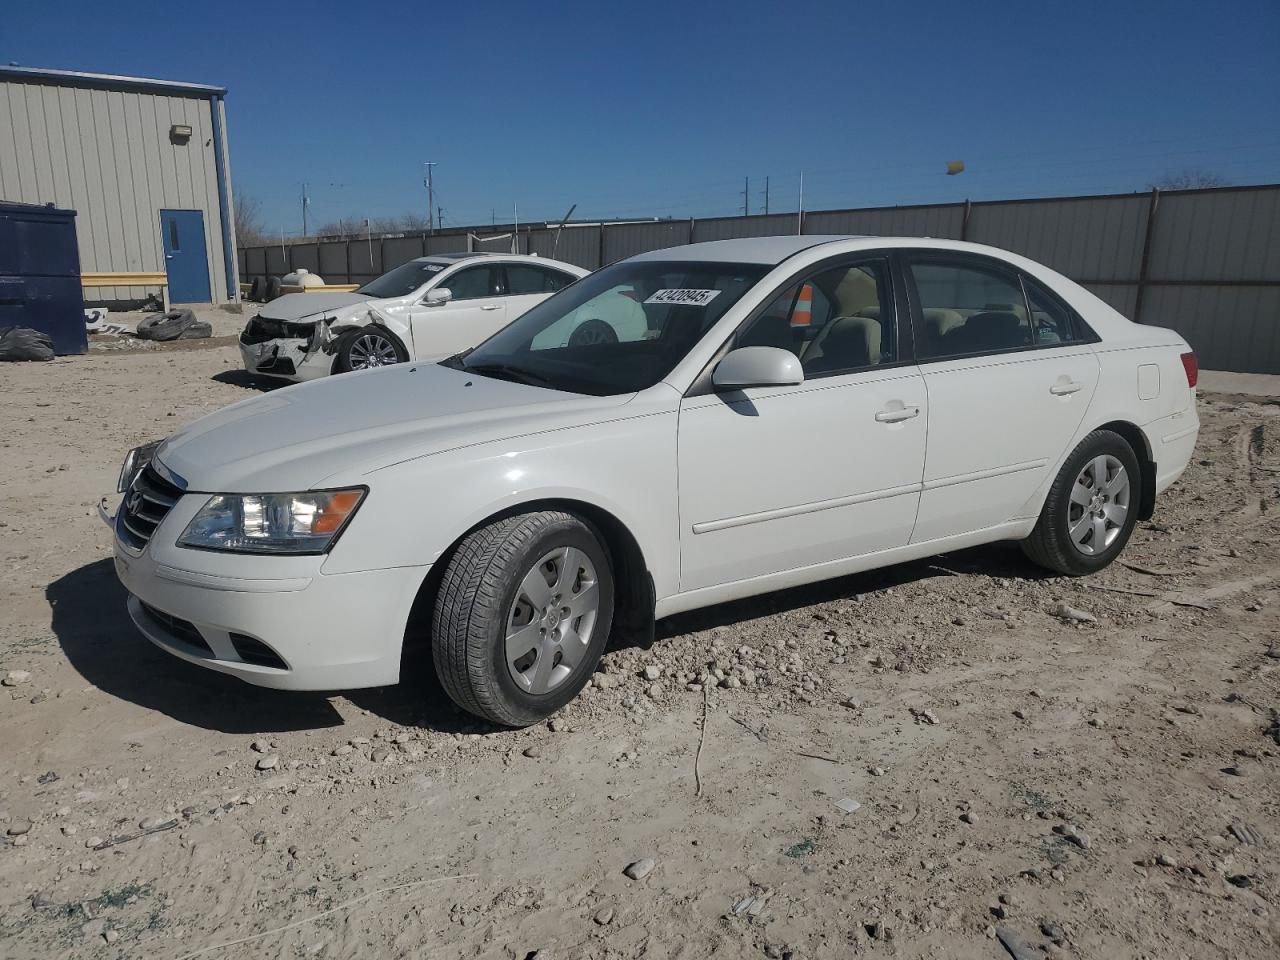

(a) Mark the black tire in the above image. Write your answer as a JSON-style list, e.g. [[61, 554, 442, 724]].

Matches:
[[568, 318, 618, 347], [249, 277, 266, 302], [431, 511, 615, 727], [1021, 429, 1142, 576], [333, 325, 409, 373], [266, 277, 282, 302], [135, 309, 197, 342]]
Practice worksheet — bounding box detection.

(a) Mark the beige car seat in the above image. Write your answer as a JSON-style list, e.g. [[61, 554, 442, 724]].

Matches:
[[801, 268, 883, 368]]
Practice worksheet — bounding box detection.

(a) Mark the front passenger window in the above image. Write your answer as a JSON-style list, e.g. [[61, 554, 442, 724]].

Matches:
[[442, 266, 496, 301], [735, 261, 894, 378], [908, 261, 1032, 359]]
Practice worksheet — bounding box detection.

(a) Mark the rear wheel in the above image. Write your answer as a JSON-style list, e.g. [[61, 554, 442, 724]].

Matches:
[[334, 325, 408, 373], [1021, 429, 1141, 576], [431, 511, 614, 727]]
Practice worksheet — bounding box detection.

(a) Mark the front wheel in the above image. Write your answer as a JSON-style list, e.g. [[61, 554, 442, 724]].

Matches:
[[334, 325, 408, 373], [431, 511, 614, 727], [1021, 429, 1142, 576]]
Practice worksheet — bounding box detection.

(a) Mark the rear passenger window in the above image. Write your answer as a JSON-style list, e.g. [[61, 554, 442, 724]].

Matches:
[[506, 265, 574, 295], [735, 260, 894, 377], [908, 261, 1032, 359]]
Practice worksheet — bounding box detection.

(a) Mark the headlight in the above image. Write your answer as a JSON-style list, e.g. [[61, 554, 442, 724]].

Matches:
[[177, 489, 366, 554], [118, 441, 161, 492]]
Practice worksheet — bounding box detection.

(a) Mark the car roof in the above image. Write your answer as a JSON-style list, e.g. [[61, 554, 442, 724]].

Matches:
[[626, 235, 1065, 266], [410, 252, 580, 268]]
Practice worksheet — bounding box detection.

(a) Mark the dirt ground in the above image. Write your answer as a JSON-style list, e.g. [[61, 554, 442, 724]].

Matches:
[[1, 339, 1277, 960]]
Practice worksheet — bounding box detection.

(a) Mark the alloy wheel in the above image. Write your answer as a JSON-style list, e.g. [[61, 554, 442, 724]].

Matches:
[[504, 547, 599, 694], [1067, 454, 1130, 556], [348, 333, 400, 368]]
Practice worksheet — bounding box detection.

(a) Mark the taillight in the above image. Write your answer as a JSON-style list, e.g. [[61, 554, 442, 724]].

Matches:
[[1180, 351, 1198, 388]]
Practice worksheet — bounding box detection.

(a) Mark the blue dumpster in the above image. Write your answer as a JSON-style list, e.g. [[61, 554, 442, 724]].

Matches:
[[0, 201, 87, 355]]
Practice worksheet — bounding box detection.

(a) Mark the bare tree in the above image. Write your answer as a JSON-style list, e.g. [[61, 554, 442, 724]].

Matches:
[[234, 186, 269, 246], [1149, 168, 1232, 190]]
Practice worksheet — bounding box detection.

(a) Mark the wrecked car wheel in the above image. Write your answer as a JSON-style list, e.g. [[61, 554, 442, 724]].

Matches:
[[334, 326, 408, 373], [431, 511, 614, 727]]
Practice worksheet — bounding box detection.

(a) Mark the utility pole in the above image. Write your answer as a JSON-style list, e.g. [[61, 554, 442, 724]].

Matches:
[[437, 206, 443, 230], [423, 162, 437, 234], [763, 176, 770, 215], [301, 182, 309, 236], [742, 177, 750, 216], [797, 172, 804, 235]]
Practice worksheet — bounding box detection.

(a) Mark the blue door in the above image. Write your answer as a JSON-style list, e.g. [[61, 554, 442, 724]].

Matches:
[[159, 209, 211, 303]]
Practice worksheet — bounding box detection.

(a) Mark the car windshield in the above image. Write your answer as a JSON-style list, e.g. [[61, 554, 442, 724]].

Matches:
[[446, 260, 769, 396], [355, 260, 447, 298]]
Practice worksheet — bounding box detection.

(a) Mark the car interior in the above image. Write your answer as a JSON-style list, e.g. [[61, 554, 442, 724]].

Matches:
[[733, 259, 1077, 374]]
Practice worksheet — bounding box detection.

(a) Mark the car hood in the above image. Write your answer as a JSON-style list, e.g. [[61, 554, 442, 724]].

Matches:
[[155, 364, 635, 493], [258, 292, 372, 321]]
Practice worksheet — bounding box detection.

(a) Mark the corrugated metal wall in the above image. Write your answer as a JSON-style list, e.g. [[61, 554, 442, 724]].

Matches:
[[0, 78, 232, 303], [240, 185, 1280, 373]]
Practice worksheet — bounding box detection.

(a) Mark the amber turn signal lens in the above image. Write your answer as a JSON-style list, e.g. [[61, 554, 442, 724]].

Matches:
[[313, 490, 365, 535]]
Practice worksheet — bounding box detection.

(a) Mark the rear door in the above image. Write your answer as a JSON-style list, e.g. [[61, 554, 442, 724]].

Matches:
[[903, 253, 1100, 543], [407, 264, 505, 358]]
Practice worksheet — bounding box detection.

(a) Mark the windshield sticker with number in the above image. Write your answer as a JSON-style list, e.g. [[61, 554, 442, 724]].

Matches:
[[644, 288, 722, 307]]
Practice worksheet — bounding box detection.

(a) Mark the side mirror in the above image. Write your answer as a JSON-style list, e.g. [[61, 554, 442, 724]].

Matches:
[[712, 346, 804, 390], [423, 287, 452, 306]]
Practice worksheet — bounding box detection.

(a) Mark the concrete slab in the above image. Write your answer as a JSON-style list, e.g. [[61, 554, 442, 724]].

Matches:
[[1199, 370, 1280, 398]]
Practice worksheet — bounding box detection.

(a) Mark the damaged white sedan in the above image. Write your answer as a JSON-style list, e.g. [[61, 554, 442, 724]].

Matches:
[[238, 252, 586, 381]]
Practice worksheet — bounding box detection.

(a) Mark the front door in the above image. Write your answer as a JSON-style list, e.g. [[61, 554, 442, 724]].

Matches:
[[408, 264, 507, 359], [903, 254, 1101, 543], [159, 209, 211, 303], [677, 257, 928, 592]]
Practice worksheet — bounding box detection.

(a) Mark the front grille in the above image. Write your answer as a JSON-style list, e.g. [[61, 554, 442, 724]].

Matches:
[[241, 315, 315, 345], [138, 601, 214, 656], [117, 465, 182, 551], [230, 633, 289, 670]]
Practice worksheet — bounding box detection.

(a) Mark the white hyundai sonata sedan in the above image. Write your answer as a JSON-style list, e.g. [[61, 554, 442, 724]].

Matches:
[[110, 236, 1199, 726]]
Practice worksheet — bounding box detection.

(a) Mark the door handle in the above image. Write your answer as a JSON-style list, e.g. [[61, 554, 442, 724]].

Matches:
[[1049, 381, 1083, 396], [875, 405, 920, 423], [480, 304, 500, 311]]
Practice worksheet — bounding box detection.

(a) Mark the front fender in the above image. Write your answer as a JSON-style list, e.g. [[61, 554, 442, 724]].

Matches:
[[320, 402, 681, 602]]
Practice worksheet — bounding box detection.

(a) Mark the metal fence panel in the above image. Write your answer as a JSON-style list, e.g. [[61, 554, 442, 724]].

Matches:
[[1147, 186, 1280, 282], [528, 226, 601, 269], [318, 241, 348, 279], [348, 238, 381, 277], [1141, 284, 1280, 374], [290, 243, 320, 274], [966, 196, 1148, 282], [426, 234, 469, 255], [265, 245, 288, 275], [803, 204, 964, 239], [246, 246, 267, 278], [603, 221, 691, 263], [382, 236, 424, 272], [693, 215, 793, 242]]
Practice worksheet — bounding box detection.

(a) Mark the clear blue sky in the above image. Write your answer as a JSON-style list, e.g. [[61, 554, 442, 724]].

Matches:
[[5, 0, 1279, 235]]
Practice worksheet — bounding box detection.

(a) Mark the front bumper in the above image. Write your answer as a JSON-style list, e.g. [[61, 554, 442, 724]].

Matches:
[[238, 337, 333, 383], [111, 503, 427, 690]]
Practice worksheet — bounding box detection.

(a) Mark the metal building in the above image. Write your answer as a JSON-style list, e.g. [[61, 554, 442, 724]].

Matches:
[[0, 65, 237, 306]]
